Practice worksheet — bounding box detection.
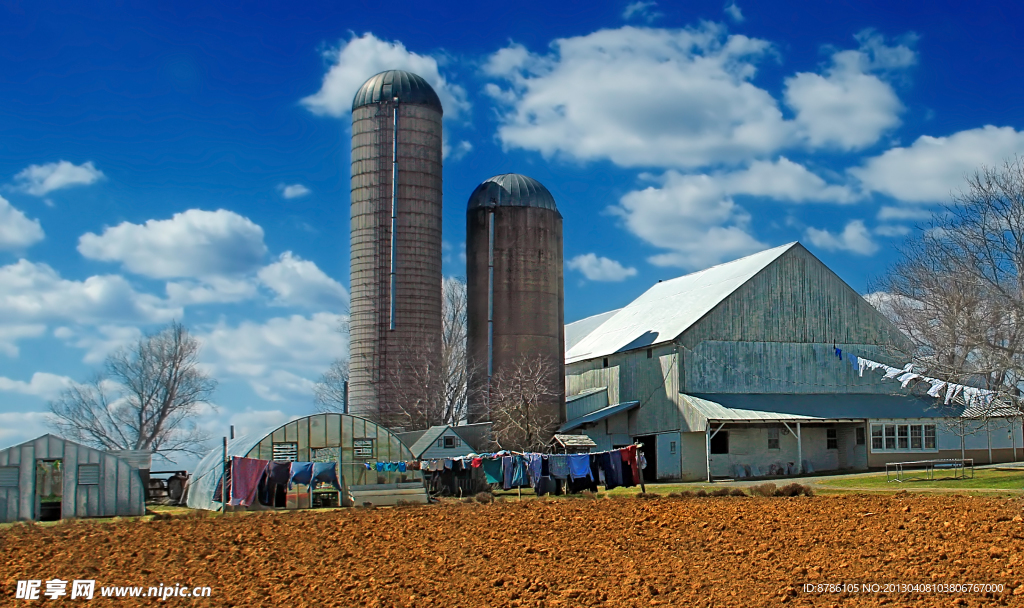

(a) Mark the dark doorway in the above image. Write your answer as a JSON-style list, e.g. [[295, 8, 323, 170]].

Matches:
[[36, 459, 63, 522], [710, 431, 729, 455], [634, 435, 657, 483]]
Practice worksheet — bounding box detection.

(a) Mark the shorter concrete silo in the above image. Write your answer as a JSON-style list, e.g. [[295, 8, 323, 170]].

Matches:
[[466, 174, 565, 427]]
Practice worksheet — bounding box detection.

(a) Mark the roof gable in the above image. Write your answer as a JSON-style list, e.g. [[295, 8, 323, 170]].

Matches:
[[565, 243, 797, 363]]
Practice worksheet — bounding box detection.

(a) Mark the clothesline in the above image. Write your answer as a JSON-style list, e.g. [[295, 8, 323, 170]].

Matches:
[[832, 347, 999, 410]]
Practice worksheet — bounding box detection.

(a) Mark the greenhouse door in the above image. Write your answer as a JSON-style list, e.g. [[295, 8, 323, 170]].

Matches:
[[36, 459, 62, 522]]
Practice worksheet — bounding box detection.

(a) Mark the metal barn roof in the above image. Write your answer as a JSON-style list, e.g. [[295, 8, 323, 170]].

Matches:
[[565, 243, 798, 363], [683, 393, 951, 423], [558, 400, 640, 433], [565, 309, 621, 352], [351, 70, 443, 111]]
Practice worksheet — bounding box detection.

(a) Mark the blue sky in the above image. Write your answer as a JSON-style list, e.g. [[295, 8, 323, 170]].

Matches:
[[2, 1, 1023, 464]]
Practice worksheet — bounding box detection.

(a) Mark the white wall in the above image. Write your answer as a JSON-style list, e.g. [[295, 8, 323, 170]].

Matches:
[[680, 432, 707, 481], [418, 430, 475, 460]]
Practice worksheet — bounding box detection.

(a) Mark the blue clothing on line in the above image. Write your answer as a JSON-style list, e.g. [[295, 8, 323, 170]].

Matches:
[[288, 462, 314, 488], [310, 462, 343, 492], [548, 454, 570, 480], [525, 453, 543, 486], [568, 454, 592, 480]]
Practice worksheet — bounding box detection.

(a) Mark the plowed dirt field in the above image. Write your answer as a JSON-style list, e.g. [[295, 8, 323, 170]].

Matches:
[[3, 494, 1024, 607]]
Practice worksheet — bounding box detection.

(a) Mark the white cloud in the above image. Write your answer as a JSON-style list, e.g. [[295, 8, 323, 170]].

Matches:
[[607, 159, 853, 269], [805, 219, 879, 255], [78, 209, 267, 279], [53, 325, 144, 364], [198, 313, 348, 402], [877, 206, 933, 221], [227, 408, 302, 438], [723, 157, 858, 203], [0, 372, 74, 400], [852, 126, 1024, 203], [568, 254, 638, 282], [278, 183, 311, 199], [301, 33, 469, 118], [485, 25, 791, 168], [610, 171, 766, 269], [724, 2, 744, 22], [0, 196, 44, 250], [623, 1, 662, 22], [874, 224, 911, 237], [446, 140, 473, 161], [257, 252, 349, 310], [0, 324, 47, 357], [0, 411, 53, 444], [0, 259, 180, 324], [13, 160, 105, 196], [165, 276, 258, 306], [784, 30, 915, 150]]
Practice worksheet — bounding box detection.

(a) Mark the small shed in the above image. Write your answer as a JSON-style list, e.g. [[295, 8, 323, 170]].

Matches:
[[551, 434, 597, 453], [0, 434, 146, 523]]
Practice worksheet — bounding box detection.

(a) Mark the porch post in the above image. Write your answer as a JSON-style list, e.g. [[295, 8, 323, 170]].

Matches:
[[706, 426, 712, 483], [796, 422, 803, 475]]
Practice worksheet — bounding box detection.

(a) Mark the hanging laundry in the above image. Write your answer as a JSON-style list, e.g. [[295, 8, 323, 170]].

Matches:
[[618, 451, 635, 487], [262, 461, 291, 503], [525, 453, 543, 487], [470, 457, 483, 468], [849, 354, 858, 370], [398, 461, 407, 473], [567, 454, 592, 481], [547, 454, 570, 480], [883, 364, 911, 379], [926, 379, 947, 398], [898, 372, 921, 389], [310, 462, 343, 493], [230, 457, 270, 506], [502, 456, 514, 490], [620, 446, 642, 485], [945, 384, 963, 405], [289, 462, 314, 489], [638, 451, 647, 470], [482, 457, 503, 484], [834, 347, 842, 361], [597, 452, 620, 490]]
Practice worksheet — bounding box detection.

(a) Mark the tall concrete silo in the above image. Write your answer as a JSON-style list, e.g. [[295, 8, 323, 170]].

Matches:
[[466, 174, 565, 426], [349, 70, 443, 426]]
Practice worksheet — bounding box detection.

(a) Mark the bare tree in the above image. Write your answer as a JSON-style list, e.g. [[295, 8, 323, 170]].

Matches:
[[381, 277, 478, 430], [48, 322, 216, 460], [488, 354, 560, 452], [313, 358, 349, 413], [872, 157, 1024, 420]]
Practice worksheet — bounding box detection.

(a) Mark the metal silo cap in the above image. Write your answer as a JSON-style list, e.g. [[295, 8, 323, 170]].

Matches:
[[467, 173, 559, 213], [351, 70, 443, 112]]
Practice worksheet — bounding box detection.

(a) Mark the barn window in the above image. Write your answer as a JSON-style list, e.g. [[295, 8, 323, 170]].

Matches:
[[602, 358, 609, 368], [767, 428, 780, 450], [444, 436, 461, 449], [669, 441, 676, 455], [0, 466, 18, 487], [856, 427, 865, 446], [78, 464, 100, 485], [647, 348, 652, 359], [710, 431, 729, 454], [826, 429, 838, 450]]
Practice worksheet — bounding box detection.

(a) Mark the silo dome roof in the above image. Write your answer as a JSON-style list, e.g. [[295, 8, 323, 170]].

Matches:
[[352, 70, 443, 112], [467, 174, 559, 212]]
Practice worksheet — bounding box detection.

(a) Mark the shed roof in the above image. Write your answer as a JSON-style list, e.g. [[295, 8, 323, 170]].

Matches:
[[565, 243, 798, 363], [558, 401, 640, 433], [683, 393, 955, 424], [552, 434, 598, 449]]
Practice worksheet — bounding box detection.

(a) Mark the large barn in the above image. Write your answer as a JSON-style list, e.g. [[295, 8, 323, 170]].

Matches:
[[562, 243, 1022, 481]]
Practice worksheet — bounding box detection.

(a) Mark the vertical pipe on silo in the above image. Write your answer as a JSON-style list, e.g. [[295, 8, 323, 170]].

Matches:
[[487, 208, 495, 401], [389, 102, 399, 331]]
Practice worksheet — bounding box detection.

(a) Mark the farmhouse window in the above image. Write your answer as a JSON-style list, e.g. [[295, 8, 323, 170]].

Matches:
[[826, 429, 838, 450], [444, 436, 460, 449], [856, 427, 865, 446], [710, 431, 729, 454], [870, 423, 937, 452], [767, 428, 780, 450]]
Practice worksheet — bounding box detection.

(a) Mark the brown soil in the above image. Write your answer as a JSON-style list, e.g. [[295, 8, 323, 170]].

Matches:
[[3, 494, 1024, 607]]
